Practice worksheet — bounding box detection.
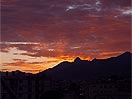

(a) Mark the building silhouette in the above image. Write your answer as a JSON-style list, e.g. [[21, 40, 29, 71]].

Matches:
[[1, 71, 131, 99]]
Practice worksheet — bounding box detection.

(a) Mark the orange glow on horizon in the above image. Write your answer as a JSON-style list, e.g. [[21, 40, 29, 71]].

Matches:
[[1, 50, 128, 74]]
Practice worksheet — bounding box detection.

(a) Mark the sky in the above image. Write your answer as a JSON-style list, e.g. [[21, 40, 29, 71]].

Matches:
[[0, 0, 131, 73]]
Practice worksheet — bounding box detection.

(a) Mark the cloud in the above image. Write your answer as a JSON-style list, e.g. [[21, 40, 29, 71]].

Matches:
[[4, 59, 58, 66], [119, 8, 132, 15], [1, 0, 131, 42], [65, 1, 102, 12]]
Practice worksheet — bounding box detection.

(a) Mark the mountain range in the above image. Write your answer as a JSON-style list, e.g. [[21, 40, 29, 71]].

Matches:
[[40, 52, 131, 80]]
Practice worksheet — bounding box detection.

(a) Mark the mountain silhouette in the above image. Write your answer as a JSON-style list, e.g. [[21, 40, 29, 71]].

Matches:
[[41, 52, 131, 80]]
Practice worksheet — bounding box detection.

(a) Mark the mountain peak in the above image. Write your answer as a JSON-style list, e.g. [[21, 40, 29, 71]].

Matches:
[[118, 51, 131, 57], [123, 51, 131, 55], [74, 57, 81, 62], [92, 58, 97, 61]]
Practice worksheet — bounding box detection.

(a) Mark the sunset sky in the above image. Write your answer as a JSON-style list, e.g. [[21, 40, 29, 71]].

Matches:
[[0, 0, 131, 73]]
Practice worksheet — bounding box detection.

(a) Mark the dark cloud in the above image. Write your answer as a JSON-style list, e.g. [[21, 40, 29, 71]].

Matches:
[[1, 0, 131, 41], [13, 59, 27, 62], [4, 59, 58, 66]]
